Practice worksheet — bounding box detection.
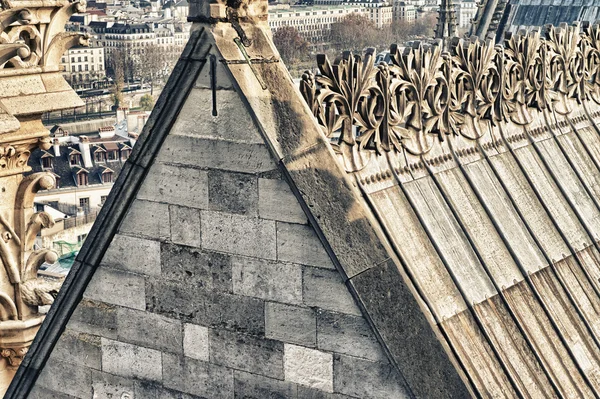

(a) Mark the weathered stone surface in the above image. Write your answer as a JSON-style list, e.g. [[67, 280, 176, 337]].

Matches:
[[210, 329, 284, 379], [163, 353, 234, 399], [303, 267, 361, 316], [116, 306, 183, 353], [317, 310, 386, 362], [161, 243, 232, 293], [169, 205, 202, 248], [157, 135, 275, 173], [101, 338, 163, 381], [101, 233, 161, 276], [277, 222, 335, 269], [146, 279, 265, 335], [208, 169, 258, 215], [333, 354, 408, 399], [234, 370, 298, 399], [135, 379, 207, 399], [120, 199, 171, 240], [84, 267, 146, 310], [67, 299, 118, 339], [265, 302, 316, 347], [296, 386, 358, 399], [349, 259, 469, 399], [232, 256, 302, 304], [202, 211, 277, 259], [284, 344, 333, 393], [50, 330, 101, 370], [91, 370, 135, 399], [35, 359, 92, 398], [29, 386, 79, 399], [137, 162, 209, 209], [259, 178, 308, 224], [183, 323, 209, 361], [173, 88, 263, 143]]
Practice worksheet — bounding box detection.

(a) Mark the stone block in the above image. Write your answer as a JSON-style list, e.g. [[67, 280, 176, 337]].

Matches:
[[284, 344, 333, 393], [163, 353, 234, 399], [183, 323, 209, 361], [316, 310, 386, 362], [210, 329, 284, 379], [232, 256, 302, 304], [137, 162, 209, 209], [205, 291, 266, 336], [303, 267, 361, 316], [35, 359, 92, 398], [297, 386, 356, 399], [116, 306, 183, 354], [67, 299, 118, 339], [234, 370, 298, 399], [146, 279, 265, 336], [134, 380, 205, 399], [208, 170, 258, 215], [29, 386, 79, 399], [120, 199, 171, 241], [84, 267, 146, 311], [173, 88, 265, 144], [101, 338, 163, 381], [258, 178, 308, 224], [0, 74, 46, 97], [277, 222, 334, 269], [51, 330, 102, 370], [333, 354, 408, 399], [101, 233, 161, 276], [169, 205, 202, 247], [161, 242, 232, 293], [157, 135, 275, 174], [194, 61, 235, 90], [265, 302, 316, 347], [202, 211, 277, 260], [91, 370, 135, 399]]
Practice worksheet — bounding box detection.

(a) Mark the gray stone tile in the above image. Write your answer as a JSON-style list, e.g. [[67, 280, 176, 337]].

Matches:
[[316, 310, 386, 362], [135, 380, 208, 399], [284, 344, 333, 393], [51, 330, 102, 370], [277, 222, 334, 269], [91, 370, 135, 399], [234, 370, 298, 399], [302, 267, 361, 316], [210, 328, 285, 379], [137, 162, 209, 209], [101, 338, 163, 381], [232, 256, 302, 304], [169, 205, 202, 248], [35, 359, 92, 398], [120, 199, 171, 241], [161, 242, 232, 293], [183, 323, 209, 361], [259, 178, 308, 224], [29, 386, 80, 399], [146, 279, 265, 336], [202, 211, 277, 259], [208, 170, 258, 215], [297, 386, 359, 399], [67, 299, 118, 339], [163, 353, 234, 399], [84, 267, 146, 310], [157, 135, 275, 173], [101, 233, 161, 276], [333, 355, 409, 399], [265, 302, 316, 347], [116, 306, 183, 354]]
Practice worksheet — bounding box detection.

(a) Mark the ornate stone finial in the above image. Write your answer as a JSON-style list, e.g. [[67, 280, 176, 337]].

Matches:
[[0, 0, 87, 393], [434, 0, 458, 43]]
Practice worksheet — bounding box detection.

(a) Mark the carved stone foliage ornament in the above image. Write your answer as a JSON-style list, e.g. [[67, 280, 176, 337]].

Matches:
[[301, 22, 600, 172]]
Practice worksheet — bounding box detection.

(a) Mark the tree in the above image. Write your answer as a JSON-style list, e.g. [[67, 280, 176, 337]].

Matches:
[[330, 14, 378, 52], [107, 49, 127, 108], [139, 94, 154, 111], [273, 26, 310, 66]]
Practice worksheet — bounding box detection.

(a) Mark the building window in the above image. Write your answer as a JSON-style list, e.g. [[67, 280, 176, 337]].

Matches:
[[77, 172, 88, 186], [79, 197, 90, 209], [102, 172, 113, 183], [121, 149, 130, 160], [94, 151, 105, 162], [70, 154, 80, 165], [77, 233, 87, 243], [42, 157, 53, 169], [100, 195, 108, 205], [107, 150, 118, 161]]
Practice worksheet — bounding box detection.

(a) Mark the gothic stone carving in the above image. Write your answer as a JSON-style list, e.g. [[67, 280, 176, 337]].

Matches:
[[301, 23, 600, 173]]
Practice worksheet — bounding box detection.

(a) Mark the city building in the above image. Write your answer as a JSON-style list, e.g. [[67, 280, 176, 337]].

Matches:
[[268, 5, 367, 43], [456, 0, 477, 28], [394, 1, 417, 21], [60, 46, 106, 89]]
